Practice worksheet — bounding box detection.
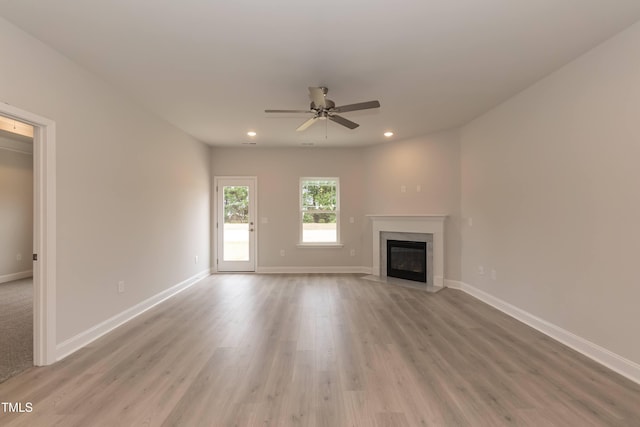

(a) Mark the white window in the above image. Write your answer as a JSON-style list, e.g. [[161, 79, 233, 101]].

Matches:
[[300, 178, 339, 244]]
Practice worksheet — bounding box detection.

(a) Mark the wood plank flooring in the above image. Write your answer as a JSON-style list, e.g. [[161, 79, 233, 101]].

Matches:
[[0, 274, 639, 426]]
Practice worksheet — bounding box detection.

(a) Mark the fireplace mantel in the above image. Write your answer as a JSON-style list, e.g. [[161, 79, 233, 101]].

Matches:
[[368, 215, 446, 290]]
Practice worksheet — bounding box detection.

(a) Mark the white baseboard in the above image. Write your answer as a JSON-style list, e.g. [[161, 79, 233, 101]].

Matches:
[[56, 269, 211, 361], [257, 266, 372, 274], [444, 279, 464, 289], [454, 281, 640, 385], [0, 270, 33, 284]]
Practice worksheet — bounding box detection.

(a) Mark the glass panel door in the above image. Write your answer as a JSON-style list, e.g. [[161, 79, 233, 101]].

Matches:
[[216, 177, 256, 271]]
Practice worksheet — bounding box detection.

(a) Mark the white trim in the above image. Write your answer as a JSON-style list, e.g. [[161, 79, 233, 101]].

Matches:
[[257, 266, 372, 274], [366, 214, 448, 218], [0, 270, 33, 284], [296, 243, 344, 248], [0, 146, 33, 155], [0, 133, 33, 154], [56, 270, 211, 361], [0, 102, 57, 366], [444, 279, 464, 289], [455, 281, 640, 385]]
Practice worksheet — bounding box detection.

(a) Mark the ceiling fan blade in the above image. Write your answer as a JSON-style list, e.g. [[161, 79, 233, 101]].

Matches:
[[265, 109, 312, 113], [308, 87, 327, 108], [333, 100, 380, 113], [296, 116, 319, 131], [329, 114, 359, 129]]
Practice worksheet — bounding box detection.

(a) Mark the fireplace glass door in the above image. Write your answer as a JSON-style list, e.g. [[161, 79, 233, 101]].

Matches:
[[387, 240, 427, 282]]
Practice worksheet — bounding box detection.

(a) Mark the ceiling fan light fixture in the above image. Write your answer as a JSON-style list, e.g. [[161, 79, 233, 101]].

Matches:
[[384, 131, 394, 137]]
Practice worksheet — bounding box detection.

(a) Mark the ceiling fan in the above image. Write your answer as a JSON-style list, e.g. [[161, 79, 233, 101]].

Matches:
[[265, 87, 380, 131]]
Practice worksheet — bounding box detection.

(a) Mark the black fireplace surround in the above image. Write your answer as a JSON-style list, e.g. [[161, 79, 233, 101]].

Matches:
[[387, 240, 427, 283]]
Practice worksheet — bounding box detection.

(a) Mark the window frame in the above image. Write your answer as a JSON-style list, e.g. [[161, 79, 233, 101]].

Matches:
[[298, 177, 341, 247]]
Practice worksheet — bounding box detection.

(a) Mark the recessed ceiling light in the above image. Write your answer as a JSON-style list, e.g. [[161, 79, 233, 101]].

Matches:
[[247, 131, 257, 137], [384, 131, 394, 137]]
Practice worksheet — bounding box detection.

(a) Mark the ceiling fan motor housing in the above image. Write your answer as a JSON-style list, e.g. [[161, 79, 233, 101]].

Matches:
[[311, 99, 335, 111]]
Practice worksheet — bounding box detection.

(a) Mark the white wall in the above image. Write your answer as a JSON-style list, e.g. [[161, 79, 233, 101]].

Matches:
[[0, 141, 33, 279], [0, 17, 211, 343], [211, 132, 462, 279], [461, 21, 640, 365], [363, 130, 461, 280], [211, 147, 366, 270]]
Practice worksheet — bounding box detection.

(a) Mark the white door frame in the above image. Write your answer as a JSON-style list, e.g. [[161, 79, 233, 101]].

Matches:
[[214, 176, 257, 272], [1, 102, 57, 365]]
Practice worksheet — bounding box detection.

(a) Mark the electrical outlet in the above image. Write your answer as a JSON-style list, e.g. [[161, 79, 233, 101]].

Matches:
[[16, 253, 22, 261], [280, 249, 285, 257], [195, 255, 199, 264], [350, 249, 356, 257], [118, 281, 125, 293], [478, 265, 485, 275], [400, 185, 407, 193], [261, 217, 268, 224]]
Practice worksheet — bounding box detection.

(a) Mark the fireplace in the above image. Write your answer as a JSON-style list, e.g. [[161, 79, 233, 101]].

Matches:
[[387, 240, 427, 283], [380, 231, 433, 286], [369, 215, 446, 291]]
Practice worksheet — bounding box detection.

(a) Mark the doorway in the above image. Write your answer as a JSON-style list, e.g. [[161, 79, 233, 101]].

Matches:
[[0, 103, 56, 366], [215, 177, 257, 272], [0, 116, 34, 382]]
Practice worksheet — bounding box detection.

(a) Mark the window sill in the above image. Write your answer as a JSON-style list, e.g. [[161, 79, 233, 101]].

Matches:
[[297, 243, 344, 248]]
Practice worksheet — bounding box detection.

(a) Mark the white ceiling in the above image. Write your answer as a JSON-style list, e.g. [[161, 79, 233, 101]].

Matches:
[[2, 1, 640, 147]]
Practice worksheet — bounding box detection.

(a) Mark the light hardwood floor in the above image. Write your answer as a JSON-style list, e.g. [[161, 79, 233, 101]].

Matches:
[[1, 274, 639, 426]]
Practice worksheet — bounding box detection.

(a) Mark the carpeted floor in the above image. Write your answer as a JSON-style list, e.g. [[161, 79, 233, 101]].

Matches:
[[0, 277, 33, 383]]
